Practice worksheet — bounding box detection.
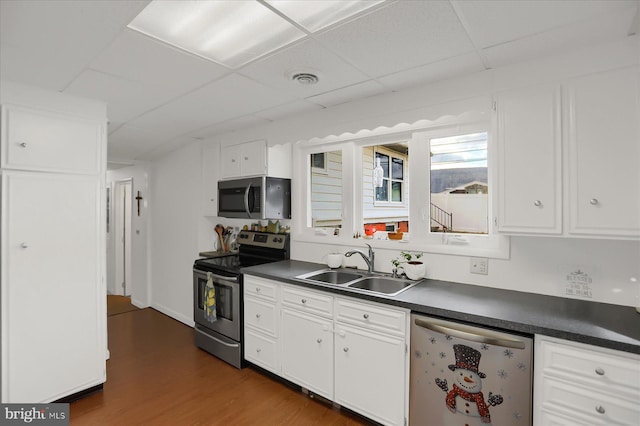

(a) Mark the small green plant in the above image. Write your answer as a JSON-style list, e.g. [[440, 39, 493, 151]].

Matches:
[[391, 251, 423, 268]]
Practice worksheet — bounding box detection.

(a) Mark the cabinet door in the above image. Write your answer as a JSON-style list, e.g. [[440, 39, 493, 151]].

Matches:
[[220, 144, 242, 178], [1, 106, 102, 174], [1, 171, 104, 402], [201, 143, 219, 216], [567, 66, 640, 237], [334, 323, 406, 426], [496, 85, 562, 234], [281, 308, 334, 399], [240, 140, 267, 176]]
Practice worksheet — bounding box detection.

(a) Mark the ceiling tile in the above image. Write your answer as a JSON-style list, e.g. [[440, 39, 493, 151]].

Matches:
[[454, 0, 638, 49], [316, 0, 474, 77], [0, 0, 149, 90], [89, 29, 230, 92], [378, 52, 485, 90], [254, 100, 324, 121], [107, 124, 173, 161], [306, 80, 387, 108], [483, 7, 638, 68], [190, 115, 271, 140], [239, 38, 370, 98], [125, 74, 295, 138], [65, 69, 171, 124]]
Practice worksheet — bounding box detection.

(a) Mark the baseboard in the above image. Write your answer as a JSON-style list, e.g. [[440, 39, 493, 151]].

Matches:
[[151, 302, 194, 327], [130, 297, 148, 309]]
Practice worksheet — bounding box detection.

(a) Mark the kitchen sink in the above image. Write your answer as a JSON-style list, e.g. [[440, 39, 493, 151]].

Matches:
[[296, 269, 365, 285], [296, 269, 420, 296], [347, 276, 419, 296]]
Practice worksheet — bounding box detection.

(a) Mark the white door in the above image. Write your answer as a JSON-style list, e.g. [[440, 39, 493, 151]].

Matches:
[[113, 180, 132, 296], [2, 171, 104, 402]]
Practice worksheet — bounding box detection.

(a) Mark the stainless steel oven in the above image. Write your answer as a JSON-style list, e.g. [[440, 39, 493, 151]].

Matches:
[[193, 268, 242, 367], [193, 230, 289, 368]]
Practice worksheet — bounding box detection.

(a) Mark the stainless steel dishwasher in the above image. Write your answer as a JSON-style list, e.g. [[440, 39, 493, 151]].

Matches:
[[410, 314, 533, 426]]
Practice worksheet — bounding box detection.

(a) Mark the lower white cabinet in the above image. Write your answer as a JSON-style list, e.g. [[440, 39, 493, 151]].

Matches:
[[243, 276, 409, 426], [334, 322, 406, 426], [281, 308, 334, 399], [534, 335, 640, 426]]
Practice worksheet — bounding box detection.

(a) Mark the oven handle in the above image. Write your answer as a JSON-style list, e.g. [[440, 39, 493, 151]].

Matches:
[[244, 183, 252, 218], [194, 268, 238, 284], [414, 317, 526, 350], [195, 328, 240, 348]]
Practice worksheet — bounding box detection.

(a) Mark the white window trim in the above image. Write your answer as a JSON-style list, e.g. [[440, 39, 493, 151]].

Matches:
[[372, 146, 407, 207], [291, 115, 510, 260]]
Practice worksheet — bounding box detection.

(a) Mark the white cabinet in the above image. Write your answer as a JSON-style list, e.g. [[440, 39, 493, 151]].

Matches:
[[496, 84, 562, 234], [201, 143, 219, 216], [1, 86, 106, 403], [243, 276, 279, 373], [567, 66, 640, 237], [281, 307, 334, 399], [534, 335, 640, 426], [334, 298, 407, 426], [221, 140, 267, 178], [496, 65, 640, 239], [242, 275, 409, 426], [1, 105, 102, 174]]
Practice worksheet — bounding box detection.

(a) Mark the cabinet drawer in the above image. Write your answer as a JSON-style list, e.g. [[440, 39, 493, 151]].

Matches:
[[244, 329, 278, 373], [540, 376, 640, 425], [243, 275, 278, 301], [539, 338, 640, 395], [281, 285, 333, 317], [244, 297, 277, 337], [2, 106, 102, 174], [335, 298, 406, 336]]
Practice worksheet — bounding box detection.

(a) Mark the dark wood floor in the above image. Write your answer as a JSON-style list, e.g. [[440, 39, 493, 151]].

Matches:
[[71, 308, 369, 425]]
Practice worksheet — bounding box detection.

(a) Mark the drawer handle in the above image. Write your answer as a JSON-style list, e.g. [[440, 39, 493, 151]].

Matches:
[[20, 243, 29, 249], [255, 313, 261, 319], [301, 299, 307, 304], [590, 198, 599, 206], [317, 338, 322, 343], [363, 313, 369, 319], [343, 347, 349, 352], [595, 405, 605, 415], [19, 142, 27, 148], [595, 367, 605, 376], [533, 200, 542, 207]]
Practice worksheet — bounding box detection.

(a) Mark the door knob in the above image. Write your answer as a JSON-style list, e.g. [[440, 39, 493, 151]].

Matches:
[[19, 142, 27, 148], [533, 200, 542, 207], [589, 198, 599, 205], [343, 347, 349, 352], [20, 243, 28, 249], [317, 338, 322, 343]]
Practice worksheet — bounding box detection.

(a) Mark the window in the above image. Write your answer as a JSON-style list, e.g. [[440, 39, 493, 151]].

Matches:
[[429, 132, 488, 234], [294, 116, 508, 259], [311, 152, 327, 172]]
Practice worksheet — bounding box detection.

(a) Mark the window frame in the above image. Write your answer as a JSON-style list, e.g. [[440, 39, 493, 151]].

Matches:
[[292, 118, 509, 260]]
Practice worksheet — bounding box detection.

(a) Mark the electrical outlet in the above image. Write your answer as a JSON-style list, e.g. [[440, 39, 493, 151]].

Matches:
[[470, 257, 488, 275]]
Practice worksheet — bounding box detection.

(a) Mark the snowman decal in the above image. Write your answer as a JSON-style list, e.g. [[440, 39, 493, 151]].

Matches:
[[435, 344, 504, 425]]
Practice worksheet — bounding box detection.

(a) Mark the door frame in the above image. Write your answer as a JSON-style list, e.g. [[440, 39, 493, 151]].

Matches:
[[113, 179, 133, 296]]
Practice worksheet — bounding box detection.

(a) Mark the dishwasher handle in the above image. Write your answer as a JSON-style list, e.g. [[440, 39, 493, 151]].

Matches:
[[414, 317, 526, 350]]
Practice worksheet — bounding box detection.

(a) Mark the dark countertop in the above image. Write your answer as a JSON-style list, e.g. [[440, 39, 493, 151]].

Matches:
[[242, 260, 640, 355]]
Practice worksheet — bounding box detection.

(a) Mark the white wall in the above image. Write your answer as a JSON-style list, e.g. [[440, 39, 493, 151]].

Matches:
[[149, 143, 202, 326], [106, 164, 150, 307], [147, 36, 639, 327]]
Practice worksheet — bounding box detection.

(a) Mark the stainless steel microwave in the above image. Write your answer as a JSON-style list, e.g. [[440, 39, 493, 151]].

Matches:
[[218, 176, 291, 220]]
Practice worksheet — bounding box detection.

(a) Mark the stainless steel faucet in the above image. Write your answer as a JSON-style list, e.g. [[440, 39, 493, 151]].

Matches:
[[345, 243, 375, 273]]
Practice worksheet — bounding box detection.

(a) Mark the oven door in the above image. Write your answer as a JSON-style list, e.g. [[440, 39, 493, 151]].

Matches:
[[193, 268, 240, 342]]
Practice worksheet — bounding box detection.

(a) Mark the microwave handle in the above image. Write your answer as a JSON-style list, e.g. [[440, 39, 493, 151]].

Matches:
[[244, 183, 252, 218]]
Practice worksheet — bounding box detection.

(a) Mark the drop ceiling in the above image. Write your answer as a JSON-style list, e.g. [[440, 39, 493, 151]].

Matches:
[[1, 0, 637, 165]]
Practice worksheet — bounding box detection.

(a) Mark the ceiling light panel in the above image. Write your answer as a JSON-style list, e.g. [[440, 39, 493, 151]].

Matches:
[[128, 0, 306, 68], [266, 0, 385, 32]]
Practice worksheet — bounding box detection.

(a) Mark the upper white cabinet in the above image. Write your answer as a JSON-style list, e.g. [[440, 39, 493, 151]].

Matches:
[[221, 139, 267, 178], [566, 66, 640, 237], [496, 65, 640, 239], [1, 105, 102, 174], [496, 84, 562, 234], [201, 143, 219, 216]]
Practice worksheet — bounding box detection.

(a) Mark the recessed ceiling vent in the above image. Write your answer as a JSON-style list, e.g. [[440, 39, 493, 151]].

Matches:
[[291, 72, 319, 85]]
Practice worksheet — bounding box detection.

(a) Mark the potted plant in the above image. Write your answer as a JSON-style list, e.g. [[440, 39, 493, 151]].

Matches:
[[392, 251, 425, 280]]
